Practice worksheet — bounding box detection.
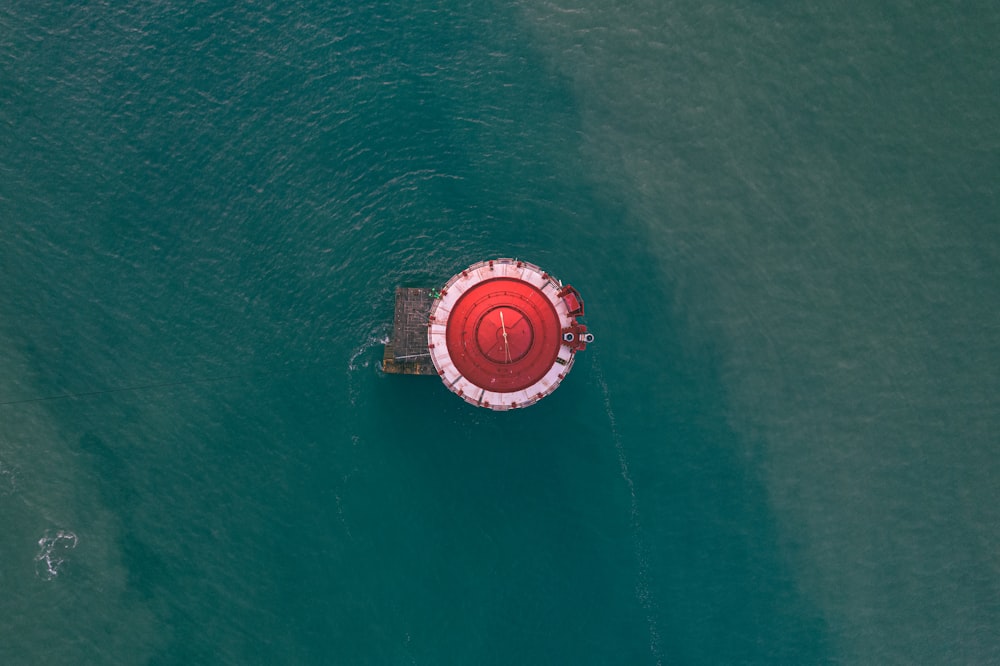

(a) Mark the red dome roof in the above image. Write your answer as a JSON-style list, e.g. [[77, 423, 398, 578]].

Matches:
[[444, 277, 561, 392], [428, 259, 591, 411]]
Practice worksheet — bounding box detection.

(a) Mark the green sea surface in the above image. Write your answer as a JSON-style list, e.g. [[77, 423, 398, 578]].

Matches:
[[2, 1, 998, 664]]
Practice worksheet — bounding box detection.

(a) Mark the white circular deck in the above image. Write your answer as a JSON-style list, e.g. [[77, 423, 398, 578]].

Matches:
[[428, 258, 586, 411]]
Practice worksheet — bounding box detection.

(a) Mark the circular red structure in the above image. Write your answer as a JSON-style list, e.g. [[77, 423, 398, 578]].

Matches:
[[445, 278, 561, 392], [428, 258, 591, 411]]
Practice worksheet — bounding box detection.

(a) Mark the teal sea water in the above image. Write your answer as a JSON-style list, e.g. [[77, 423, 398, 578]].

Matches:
[[2, 1, 998, 663]]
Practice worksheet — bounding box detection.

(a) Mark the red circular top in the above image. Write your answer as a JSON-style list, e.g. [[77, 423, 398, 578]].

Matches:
[[445, 277, 561, 392]]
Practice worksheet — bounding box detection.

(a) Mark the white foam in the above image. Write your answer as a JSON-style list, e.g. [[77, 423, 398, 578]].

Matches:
[[34, 530, 78, 581], [348, 332, 391, 372], [348, 329, 391, 406]]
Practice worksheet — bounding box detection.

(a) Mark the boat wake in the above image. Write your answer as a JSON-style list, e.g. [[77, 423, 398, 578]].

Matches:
[[347, 329, 390, 407], [35, 530, 78, 581], [593, 355, 663, 665], [348, 333, 390, 373]]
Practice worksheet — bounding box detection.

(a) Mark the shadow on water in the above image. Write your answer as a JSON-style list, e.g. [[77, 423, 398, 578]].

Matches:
[[332, 376, 651, 664]]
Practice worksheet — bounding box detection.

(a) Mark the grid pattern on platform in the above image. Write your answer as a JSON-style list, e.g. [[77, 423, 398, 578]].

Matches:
[[382, 287, 436, 375]]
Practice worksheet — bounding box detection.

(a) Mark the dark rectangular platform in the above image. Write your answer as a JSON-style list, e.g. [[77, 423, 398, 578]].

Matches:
[[382, 287, 436, 375]]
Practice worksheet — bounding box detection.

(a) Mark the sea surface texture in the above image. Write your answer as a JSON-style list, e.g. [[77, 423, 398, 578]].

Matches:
[[2, 1, 998, 664]]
